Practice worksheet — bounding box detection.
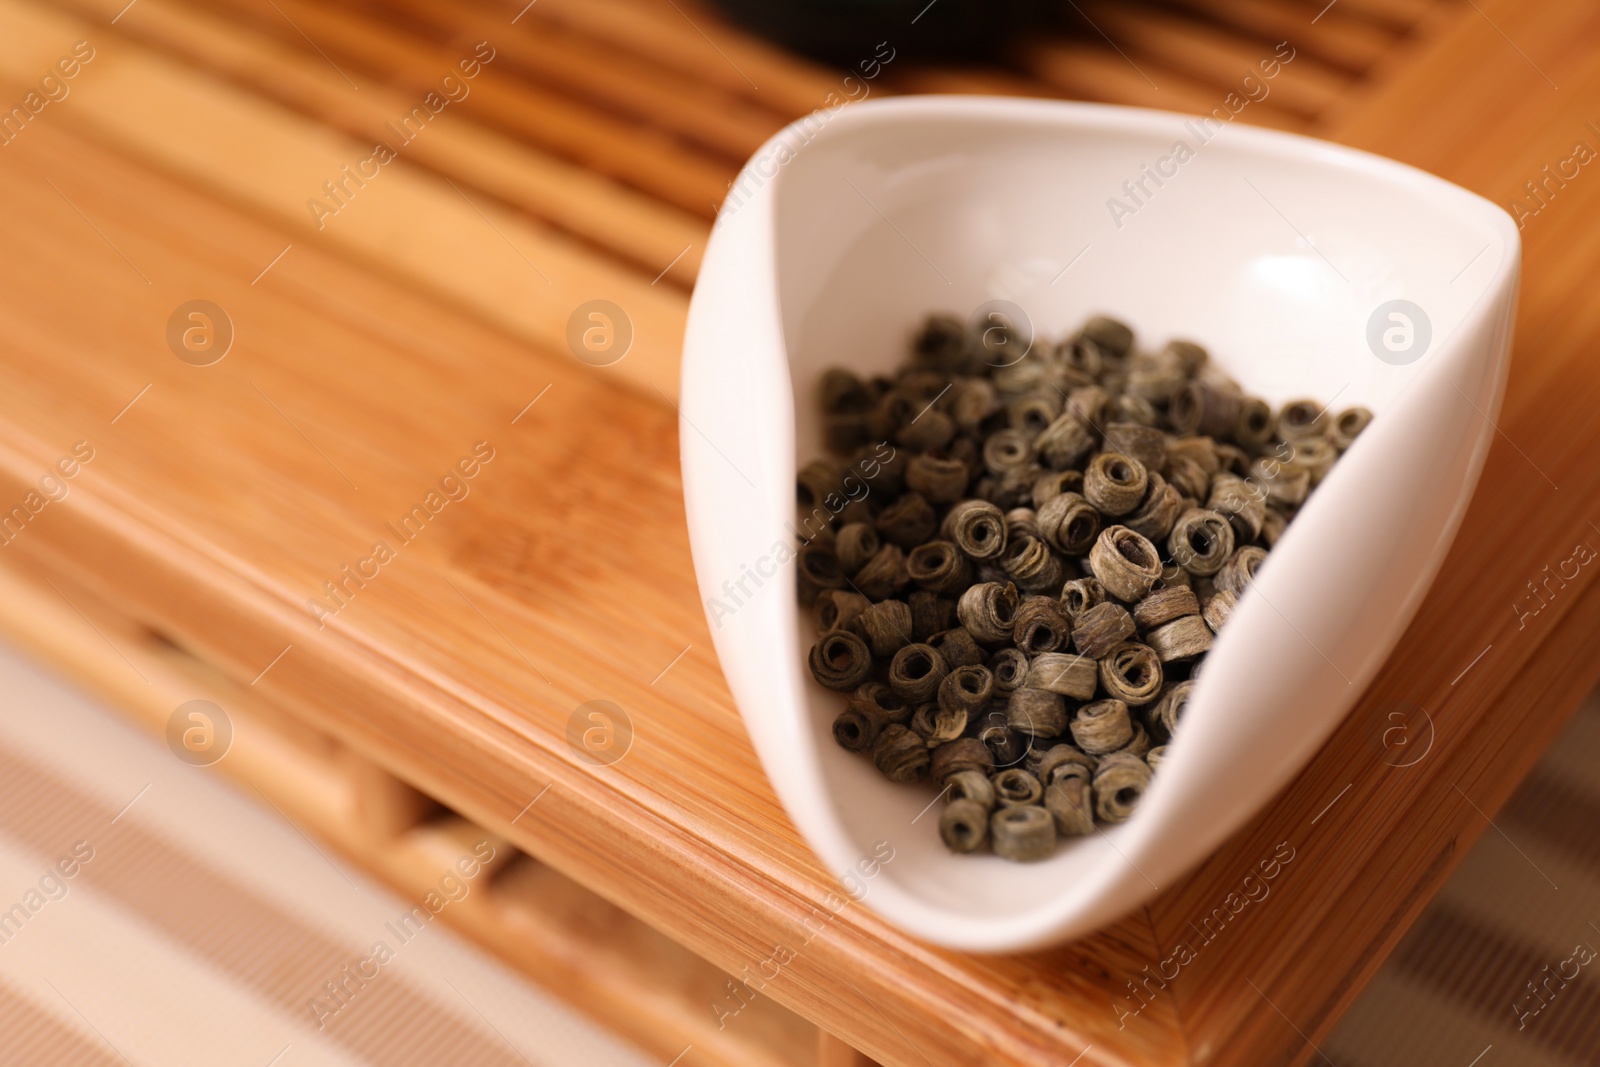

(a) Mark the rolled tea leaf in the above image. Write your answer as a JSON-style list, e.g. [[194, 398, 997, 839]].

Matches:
[[1133, 586, 1200, 631], [907, 590, 956, 642], [832, 705, 882, 752], [1207, 472, 1266, 543], [818, 367, 873, 414], [853, 543, 909, 600], [887, 643, 948, 702], [1092, 752, 1152, 823], [938, 664, 995, 715], [897, 408, 956, 453], [973, 709, 1030, 768], [1037, 491, 1101, 556], [834, 522, 881, 575], [1330, 406, 1374, 451], [1008, 389, 1062, 436], [1168, 508, 1235, 577], [872, 724, 930, 784], [808, 630, 873, 690], [1084, 452, 1150, 517], [1276, 397, 1328, 439], [931, 738, 994, 783], [1013, 596, 1073, 655], [1124, 473, 1183, 542], [1056, 334, 1104, 379], [1071, 600, 1136, 660], [1146, 616, 1214, 662], [950, 378, 999, 436], [927, 626, 985, 669], [1031, 469, 1084, 509], [1059, 577, 1107, 620], [1081, 315, 1134, 359], [1000, 534, 1065, 595], [1026, 652, 1099, 700], [979, 428, 1030, 473], [1097, 642, 1165, 706], [940, 799, 990, 853], [993, 767, 1045, 807], [911, 314, 967, 369], [1250, 456, 1310, 508], [1202, 590, 1237, 632], [990, 804, 1057, 862], [910, 702, 967, 746], [815, 589, 871, 634], [906, 539, 973, 594], [1007, 687, 1068, 738], [796, 458, 844, 512], [1147, 680, 1194, 742], [1089, 525, 1163, 601], [1234, 395, 1275, 450], [1101, 422, 1167, 471], [1146, 744, 1168, 770], [940, 499, 1008, 560], [875, 492, 937, 548], [1045, 776, 1096, 836], [1292, 436, 1338, 486], [1215, 546, 1268, 597], [796, 543, 845, 605], [1038, 744, 1097, 785], [905, 454, 970, 504], [987, 647, 1031, 694], [1071, 698, 1135, 755], [957, 581, 1021, 645], [1261, 506, 1289, 547], [1115, 720, 1151, 759], [854, 599, 913, 658], [1163, 453, 1211, 502], [946, 767, 996, 809], [1035, 411, 1097, 470], [849, 683, 909, 726]]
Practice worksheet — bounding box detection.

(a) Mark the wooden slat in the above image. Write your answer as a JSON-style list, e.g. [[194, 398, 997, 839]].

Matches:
[[514, 0, 842, 119], [371, 0, 785, 161], [200, 0, 737, 217], [1076, 0, 1353, 118], [1155, 0, 1396, 72], [1020, 41, 1308, 131], [58, 0, 707, 287]]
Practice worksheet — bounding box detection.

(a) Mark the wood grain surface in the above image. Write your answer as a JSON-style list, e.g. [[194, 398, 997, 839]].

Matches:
[[0, 0, 1589, 1064]]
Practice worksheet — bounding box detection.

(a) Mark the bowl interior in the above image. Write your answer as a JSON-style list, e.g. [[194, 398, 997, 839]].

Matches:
[[768, 102, 1514, 930]]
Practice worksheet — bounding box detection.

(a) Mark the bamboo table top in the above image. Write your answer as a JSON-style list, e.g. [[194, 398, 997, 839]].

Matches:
[[0, 0, 1595, 1064]]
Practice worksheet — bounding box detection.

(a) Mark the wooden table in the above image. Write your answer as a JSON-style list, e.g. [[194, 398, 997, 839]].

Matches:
[[0, 0, 1595, 1063]]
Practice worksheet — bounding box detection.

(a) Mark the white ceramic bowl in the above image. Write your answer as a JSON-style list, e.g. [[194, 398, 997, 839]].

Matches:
[[680, 97, 1519, 952]]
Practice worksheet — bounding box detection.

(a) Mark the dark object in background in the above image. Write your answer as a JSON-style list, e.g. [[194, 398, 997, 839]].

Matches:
[[708, 0, 1057, 66]]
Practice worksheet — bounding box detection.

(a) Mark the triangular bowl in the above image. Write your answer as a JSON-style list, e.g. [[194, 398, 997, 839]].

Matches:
[[681, 97, 1519, 952]]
